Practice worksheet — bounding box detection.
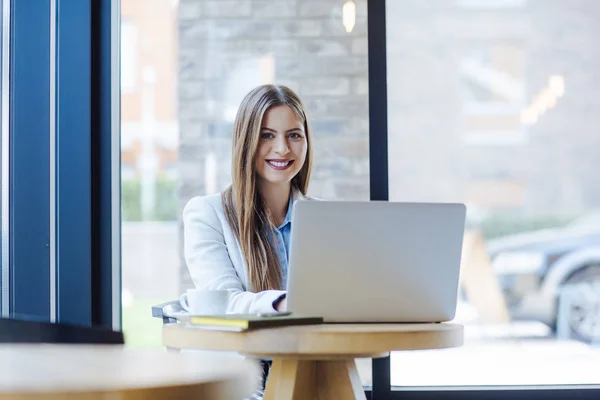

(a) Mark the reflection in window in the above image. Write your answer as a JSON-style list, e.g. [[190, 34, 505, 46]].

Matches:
[[461, 42, 526, 143]]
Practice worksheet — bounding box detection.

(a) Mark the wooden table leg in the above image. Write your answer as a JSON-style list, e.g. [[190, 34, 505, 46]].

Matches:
[[264, 358, 366, 400]]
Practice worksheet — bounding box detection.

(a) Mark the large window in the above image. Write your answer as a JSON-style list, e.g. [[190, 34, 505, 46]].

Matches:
[[120, 0, 370, 360], [115, 0, 600, 397], [387, 0, 600, 389]]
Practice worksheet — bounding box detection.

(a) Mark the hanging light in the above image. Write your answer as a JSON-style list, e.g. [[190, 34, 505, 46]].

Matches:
[[343, 0, 356, 33]]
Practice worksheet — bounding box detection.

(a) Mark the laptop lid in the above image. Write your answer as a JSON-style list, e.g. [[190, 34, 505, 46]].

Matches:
[[286, 201, 466, 323]]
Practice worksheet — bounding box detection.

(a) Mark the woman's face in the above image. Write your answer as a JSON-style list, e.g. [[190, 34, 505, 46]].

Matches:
[[255, 105, 308, 188]]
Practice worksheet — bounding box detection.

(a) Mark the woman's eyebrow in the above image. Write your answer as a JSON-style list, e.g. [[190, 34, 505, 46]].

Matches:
[[260, 127, 304, 133]]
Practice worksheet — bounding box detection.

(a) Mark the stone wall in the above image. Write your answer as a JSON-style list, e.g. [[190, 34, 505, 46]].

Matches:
[[177, 0, 370, 204]]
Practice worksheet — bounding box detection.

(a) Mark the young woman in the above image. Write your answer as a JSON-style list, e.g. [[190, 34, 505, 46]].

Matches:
[[183, 84, 314, 315]]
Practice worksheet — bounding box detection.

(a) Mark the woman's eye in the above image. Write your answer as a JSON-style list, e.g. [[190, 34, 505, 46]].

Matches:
[[260, 133, 274, 139], [289, 133, 301, 139]]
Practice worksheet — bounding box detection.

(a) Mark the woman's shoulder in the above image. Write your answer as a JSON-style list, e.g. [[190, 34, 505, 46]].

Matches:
[[183, 192, 225, 223]]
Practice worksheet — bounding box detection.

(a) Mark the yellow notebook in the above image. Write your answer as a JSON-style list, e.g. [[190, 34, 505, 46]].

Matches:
[[180, 313, 323, 331]]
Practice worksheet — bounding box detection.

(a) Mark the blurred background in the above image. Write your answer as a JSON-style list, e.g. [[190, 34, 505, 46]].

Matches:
[[120, 0, 600, 388]]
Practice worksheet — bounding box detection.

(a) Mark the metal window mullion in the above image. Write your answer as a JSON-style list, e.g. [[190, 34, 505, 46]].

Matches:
[[90, 0, 121, 329], [49, 0, 57, 323], [1, 0, 12, 318], [55, 0, 92, 325], [10, 0, 52, 320], [109, 0, 122, 331], [367, 0, 391, 398]]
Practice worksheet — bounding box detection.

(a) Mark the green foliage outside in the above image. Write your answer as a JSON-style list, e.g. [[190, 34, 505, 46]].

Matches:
[[122, 177, 179, 221], [122, 298, 166, 348]]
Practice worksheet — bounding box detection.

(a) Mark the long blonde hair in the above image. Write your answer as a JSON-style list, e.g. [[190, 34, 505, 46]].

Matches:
[[222, 85, 313, 292]]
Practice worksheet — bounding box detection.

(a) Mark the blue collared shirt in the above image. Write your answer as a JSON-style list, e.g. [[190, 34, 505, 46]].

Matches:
[[270, 194, 294, 288]]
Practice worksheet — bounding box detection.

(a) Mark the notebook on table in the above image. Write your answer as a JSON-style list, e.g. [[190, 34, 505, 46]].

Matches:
[[174, 313, 323, 332]]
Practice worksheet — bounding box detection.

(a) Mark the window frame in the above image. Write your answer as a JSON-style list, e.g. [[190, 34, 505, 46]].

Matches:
[[7, 0, 118, 328], [9, 0, 52, 321], [7, 0, 600, 397]]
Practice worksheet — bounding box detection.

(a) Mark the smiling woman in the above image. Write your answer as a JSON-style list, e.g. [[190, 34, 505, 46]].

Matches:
[[184, 85, 313, 311], [181, 84, 314, 397]]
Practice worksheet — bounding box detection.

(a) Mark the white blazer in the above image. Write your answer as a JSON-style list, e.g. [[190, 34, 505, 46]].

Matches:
[[182, 189, 308, 314]]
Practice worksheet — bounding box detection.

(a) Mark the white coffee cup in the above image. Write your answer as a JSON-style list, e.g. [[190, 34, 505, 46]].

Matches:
[[179, 289, 230, 315]]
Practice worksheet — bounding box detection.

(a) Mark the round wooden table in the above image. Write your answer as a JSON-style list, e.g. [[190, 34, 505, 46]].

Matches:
[[163, 322, 464, 399], [0, 344, 259, 399]]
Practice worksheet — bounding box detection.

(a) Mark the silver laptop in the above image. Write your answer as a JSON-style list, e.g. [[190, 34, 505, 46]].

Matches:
[[286, 201, 466, 323]]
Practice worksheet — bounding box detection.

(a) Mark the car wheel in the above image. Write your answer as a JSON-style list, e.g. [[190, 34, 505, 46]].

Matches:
[[562, 265, 600, 343]]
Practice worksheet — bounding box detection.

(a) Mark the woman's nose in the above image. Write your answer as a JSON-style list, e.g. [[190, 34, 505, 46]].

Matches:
[[274, 137, 289, 154]]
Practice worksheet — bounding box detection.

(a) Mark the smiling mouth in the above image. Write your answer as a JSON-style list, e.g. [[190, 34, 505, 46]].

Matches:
[[266, 160, 294, 170]]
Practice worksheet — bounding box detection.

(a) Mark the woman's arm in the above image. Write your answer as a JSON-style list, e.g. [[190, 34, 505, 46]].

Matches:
[[183, 196, 286, 314]]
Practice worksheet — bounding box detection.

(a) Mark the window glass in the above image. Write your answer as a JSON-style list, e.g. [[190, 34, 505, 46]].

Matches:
[[388, 0, 600, 387], [120, 0, 371, 384]]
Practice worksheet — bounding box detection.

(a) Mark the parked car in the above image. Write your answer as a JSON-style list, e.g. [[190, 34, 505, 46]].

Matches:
[[486, 212, 600, 342]]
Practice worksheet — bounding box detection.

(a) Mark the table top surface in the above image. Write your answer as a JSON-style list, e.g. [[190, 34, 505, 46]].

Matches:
[[163, 322, 464, 358], [0, 344, 259, 398]]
